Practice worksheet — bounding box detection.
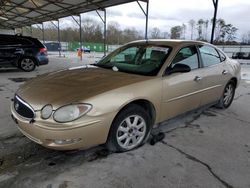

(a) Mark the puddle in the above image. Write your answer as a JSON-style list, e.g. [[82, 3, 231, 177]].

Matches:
[[8, 77, 33, 83]]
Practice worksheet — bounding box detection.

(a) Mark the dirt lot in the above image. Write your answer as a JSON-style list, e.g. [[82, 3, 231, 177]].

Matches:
[[0, 55, 250, 188]]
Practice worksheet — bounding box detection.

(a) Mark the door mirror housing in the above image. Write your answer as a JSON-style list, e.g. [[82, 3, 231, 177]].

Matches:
[[166, 63, 191, 75]]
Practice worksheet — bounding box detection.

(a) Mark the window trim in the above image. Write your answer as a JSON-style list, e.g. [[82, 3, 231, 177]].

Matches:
[[216, 48, 227, 62], [163, 45, 201, 76]]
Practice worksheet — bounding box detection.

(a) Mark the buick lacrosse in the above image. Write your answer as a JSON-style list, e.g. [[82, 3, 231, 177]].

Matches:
[[11, 40, 241, 152]]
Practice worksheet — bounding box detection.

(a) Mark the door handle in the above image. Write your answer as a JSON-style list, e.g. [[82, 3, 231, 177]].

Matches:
[[222, 70, 228, 75], [194, 76, 202, 82]]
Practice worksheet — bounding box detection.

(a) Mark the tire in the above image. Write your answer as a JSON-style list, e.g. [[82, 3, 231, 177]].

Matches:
[[216, 80, 236, 109], [19, 58, 36, 72], [106, 104, 152, 152]]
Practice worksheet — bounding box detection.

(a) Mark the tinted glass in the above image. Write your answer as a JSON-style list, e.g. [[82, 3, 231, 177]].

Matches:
[[18, 38, 33, 46], [0, 35, 15, 45], [171, 46, 199, 70], [0, 35, 32, 46], [97, 44, 171, 76], [199, 45, 221, 66]]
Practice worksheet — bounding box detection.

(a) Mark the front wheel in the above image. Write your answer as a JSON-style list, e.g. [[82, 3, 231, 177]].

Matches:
[[106, 104, 151, 152], [19, 58, 36, 72], [216, 81, 236, 109]]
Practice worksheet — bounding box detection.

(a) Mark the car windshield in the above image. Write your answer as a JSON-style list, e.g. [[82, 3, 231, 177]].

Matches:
[[96, 43, 171, 76]]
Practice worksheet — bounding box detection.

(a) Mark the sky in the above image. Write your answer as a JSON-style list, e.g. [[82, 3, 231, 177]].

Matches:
[[59, 0, 250, 40]]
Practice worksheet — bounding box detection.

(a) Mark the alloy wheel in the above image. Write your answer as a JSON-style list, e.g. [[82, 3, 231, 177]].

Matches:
[[223, 83, 234, 106], [20, 58, 35, 71], [116, 115, 146, 150]]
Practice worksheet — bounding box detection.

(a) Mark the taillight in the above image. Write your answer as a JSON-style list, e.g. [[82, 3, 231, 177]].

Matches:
[[40, 48, 47, 53]]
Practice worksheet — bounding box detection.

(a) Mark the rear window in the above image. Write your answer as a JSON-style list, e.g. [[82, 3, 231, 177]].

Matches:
[[26, 37, 44, 48]]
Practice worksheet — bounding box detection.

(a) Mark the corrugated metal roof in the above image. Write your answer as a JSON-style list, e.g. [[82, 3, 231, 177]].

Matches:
[[0, 0, 148, 29]]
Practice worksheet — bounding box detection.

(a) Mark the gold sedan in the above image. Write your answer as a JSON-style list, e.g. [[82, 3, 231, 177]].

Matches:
[[11, 40, 241, 152]]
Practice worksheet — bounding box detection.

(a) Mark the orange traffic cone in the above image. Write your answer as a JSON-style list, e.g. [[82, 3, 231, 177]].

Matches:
[[77, 49, 82, 57]]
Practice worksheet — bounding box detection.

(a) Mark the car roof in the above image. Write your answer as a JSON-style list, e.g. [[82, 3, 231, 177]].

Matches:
[[0, 34, 44, 47], [127, 39, 211, 48]]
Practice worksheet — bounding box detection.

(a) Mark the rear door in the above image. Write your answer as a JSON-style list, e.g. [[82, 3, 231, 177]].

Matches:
[[0, 36, 23, 66], [198, 45, 231, 106], [160, 45, 204, 120]]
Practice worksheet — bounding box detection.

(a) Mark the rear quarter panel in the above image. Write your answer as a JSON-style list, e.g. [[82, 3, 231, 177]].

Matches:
[[226, 58, 241, 87]]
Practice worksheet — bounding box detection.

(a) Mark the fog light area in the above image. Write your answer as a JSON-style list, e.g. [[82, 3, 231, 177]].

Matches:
[[48, 138, 82, 145]]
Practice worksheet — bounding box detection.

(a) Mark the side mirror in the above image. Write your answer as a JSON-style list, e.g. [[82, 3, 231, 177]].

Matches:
[[166, 63, 191, 75]]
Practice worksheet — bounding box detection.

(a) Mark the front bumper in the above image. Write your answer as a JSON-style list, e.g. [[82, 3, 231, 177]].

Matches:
[[11, 104, 113, 150]]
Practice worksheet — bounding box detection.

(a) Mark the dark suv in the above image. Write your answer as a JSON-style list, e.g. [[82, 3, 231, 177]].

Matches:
[[0, 34, 49, 72]]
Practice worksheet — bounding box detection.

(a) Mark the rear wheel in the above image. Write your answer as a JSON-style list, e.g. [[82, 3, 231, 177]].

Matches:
[[19, 58, 36, 72], [106, 104, 151, 152], [216, 81, 236, 109]]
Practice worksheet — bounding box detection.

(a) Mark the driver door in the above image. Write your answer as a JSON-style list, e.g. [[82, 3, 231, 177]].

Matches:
[[160, 45, 204, 120]]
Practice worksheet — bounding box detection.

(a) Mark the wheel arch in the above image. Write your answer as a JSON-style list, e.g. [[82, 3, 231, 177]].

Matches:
[[114, 99, 156, 126], [230, 77, 237, 87], [106, 99, 156, 151], [18, 56, 39, 67]]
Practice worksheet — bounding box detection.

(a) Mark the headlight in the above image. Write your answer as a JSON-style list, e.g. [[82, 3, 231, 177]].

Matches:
[[53, 104, 92, 123], [41, 104, 53, 119]]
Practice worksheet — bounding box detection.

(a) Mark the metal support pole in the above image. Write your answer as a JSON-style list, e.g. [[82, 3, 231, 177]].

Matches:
[[72, 15, 83, 60], [42, 23, 45, 44], [137, 0, 149, 40], [211, 0, 219, 44], [79, 14, 82, 60], [104, 9, 107, 56], [96, 9, 107, 56], [30, 26, 32, 37], [58, 20, 61, 57], [145, 1, 149, 39]]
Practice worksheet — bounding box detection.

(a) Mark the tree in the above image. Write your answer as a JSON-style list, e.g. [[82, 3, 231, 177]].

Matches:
[[225, 24, 238, 42], [182, 24, 186, 39], [121, 27, 143, 43], [170, 26, 182, 39], [241, 31, 250, 44], [162, 31, 170, 39], [211, 18, 226, 41], [188, 19, 195, 40], [150, 27, 162, 39], [210, 18, 238, 43], [204, 20, 209, 41], [197, 19, 204, 40], [82, 17, 103, 42], [107, 21, 122, 44]]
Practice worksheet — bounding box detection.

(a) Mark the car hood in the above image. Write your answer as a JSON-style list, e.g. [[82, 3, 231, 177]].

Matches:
[[16, 66, 151, 110]]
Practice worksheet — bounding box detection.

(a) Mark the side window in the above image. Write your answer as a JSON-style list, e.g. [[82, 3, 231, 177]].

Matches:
[[199, 45, 221, 66], [171, 46, 199, 70], [0, 36, 32, 46], [20, 38, 33, 46], [0, 36, 15, 46]]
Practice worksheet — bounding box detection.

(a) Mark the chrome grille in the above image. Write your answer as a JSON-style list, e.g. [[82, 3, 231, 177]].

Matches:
[[14, 95, 35, 119]]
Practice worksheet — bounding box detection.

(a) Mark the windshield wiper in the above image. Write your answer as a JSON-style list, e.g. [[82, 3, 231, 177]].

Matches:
[[90, 63, 113, 69]]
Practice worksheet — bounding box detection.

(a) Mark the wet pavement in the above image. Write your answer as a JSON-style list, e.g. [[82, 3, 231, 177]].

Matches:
[[0, 57, 250, 188]]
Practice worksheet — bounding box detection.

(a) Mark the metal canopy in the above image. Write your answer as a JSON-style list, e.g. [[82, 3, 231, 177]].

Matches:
[[0, 0, 148, 29]]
